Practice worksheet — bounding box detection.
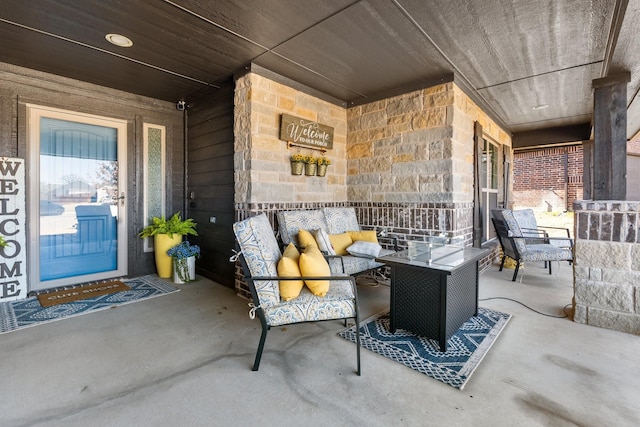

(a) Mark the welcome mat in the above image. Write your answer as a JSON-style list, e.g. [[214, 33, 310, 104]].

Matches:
[[37, 280, 131, 307], [338, 307, 511, 389], [0, 275, 178, 334]]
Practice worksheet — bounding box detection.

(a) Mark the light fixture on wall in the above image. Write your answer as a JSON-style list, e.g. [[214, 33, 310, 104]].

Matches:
[[105, 33, 133, 48]]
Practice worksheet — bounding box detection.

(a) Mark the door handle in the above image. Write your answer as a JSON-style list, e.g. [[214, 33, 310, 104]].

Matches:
[[113, 192, 125, 206]]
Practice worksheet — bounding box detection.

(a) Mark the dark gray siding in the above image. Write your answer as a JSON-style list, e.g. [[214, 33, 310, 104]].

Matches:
[[186, 79, 235, 287]]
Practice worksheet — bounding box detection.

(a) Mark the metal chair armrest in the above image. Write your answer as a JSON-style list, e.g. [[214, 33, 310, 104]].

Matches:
[[536, 225, 572, 238]]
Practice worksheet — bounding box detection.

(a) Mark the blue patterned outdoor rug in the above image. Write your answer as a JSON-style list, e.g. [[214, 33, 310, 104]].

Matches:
[[0, 275, 178, 334], [338, 307, 511, 389]]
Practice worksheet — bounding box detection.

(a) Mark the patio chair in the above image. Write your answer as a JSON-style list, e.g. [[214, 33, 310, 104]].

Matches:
[[232, 213, 361, 375], [491, 209, 573, 281]]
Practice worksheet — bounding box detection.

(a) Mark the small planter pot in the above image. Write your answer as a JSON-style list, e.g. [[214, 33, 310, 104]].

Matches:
[[291, 161, 303, 175], [173, 256, 196, 284], [317, 164, 328, 177], [304, 163, 317, 176]]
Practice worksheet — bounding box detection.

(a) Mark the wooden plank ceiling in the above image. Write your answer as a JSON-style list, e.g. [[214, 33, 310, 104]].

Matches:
[[1, 0, 638, 145]]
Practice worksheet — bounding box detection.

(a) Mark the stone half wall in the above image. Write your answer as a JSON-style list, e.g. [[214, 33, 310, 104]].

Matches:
[[573, 200, 640, 335]]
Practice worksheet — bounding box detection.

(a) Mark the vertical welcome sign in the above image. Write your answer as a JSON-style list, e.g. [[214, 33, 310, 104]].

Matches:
[[0, 157, 26, 301]]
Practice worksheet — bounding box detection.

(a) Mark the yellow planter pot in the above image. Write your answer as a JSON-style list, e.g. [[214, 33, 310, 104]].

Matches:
[[154, 234, 182, 278]]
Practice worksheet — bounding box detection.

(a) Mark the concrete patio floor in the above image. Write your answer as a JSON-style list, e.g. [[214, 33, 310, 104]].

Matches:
[[1, 261, 639, 427]]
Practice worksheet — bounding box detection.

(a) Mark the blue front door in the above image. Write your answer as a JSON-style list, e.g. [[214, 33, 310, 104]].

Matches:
[[29, 107, 127, 291]]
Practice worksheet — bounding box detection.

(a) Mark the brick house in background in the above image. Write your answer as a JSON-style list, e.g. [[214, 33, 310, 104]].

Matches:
[[513, 134, 640, 211], [513, 145, 583, 212]]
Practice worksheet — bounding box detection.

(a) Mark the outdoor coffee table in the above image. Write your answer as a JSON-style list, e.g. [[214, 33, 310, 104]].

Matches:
[[377, 243, 488, 351]]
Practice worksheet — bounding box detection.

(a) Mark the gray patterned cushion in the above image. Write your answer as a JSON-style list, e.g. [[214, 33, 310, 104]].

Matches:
[[322, 207, 360, 234], [277, 210, 328, 246], [521, 244, 573, 262], [263, 280, 356, 326], [512, 208, 546, 242], [328, 248, 393, 275], [275, 207, 393, 278], [232, 214, 282, 306], [512, 209, 538, 231], [501, 209, 527, 253]]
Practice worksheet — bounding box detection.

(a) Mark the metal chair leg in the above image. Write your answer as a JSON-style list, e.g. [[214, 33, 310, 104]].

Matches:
[[499, 256, 506, 271], [355, 315, 361, 376], [512, 261, 521, 281], [252, 320, 268, 371]]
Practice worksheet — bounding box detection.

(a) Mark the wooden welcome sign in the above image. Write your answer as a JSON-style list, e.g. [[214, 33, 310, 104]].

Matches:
[[0, 157, 27, 301], [280, 114, 333, 150]]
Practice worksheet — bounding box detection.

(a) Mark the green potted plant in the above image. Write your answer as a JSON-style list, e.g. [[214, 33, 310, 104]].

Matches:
[[316, 157, 331, 177], [290, 153, 305, 175], [139, 213, 198, 278], [304, 155, 318, 176]]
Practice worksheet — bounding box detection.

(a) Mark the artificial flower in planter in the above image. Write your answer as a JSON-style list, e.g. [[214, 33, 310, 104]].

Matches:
[[316, 157, 331, 177], [303, 155, 318, 176], [167, 240, 200, 283]]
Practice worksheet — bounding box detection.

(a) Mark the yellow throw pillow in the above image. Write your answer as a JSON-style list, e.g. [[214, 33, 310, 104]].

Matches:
[[348, 230, 379, 243], [297, 229, 317, 248], [328, 232, 353, 256], [299, 245, 331, 297], [277, 243, 304, 301]]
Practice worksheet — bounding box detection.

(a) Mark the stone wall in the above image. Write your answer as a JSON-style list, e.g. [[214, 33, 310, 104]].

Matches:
[[232, 72, 350, 297], [573, 201, 640, 335], [347, 83, 510, 204], [232, 72, 512, 296], [347, 82, 511, 245], [451, 84, 512, 203], [233, 71, 348, 209]]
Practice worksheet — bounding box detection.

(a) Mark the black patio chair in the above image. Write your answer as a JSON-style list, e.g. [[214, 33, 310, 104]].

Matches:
[[491, 209, 573, 282]]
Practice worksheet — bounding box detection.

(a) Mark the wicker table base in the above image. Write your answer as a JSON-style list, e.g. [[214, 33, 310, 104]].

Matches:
[[378, 247, 487, 351]]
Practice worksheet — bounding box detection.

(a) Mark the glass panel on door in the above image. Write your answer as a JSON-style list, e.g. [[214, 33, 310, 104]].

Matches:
[[39, 118, 119, 280]]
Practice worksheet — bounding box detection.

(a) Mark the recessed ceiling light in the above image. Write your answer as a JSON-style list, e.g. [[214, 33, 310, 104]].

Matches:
[[533, 104, 549, 110], [105, 33, 133, 48]]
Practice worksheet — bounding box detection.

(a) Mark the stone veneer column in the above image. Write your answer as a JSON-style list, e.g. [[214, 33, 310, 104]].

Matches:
[[573, 200, 640, 335]]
